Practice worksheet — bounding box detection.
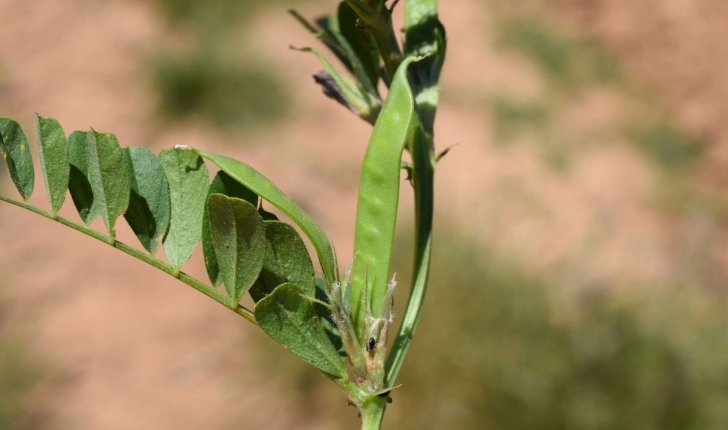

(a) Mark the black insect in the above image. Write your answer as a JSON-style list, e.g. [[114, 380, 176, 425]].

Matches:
[[367, 337, 376, 352]]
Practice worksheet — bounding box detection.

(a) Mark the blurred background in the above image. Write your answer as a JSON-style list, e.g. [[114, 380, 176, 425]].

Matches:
[[1, 0, 728, 428]]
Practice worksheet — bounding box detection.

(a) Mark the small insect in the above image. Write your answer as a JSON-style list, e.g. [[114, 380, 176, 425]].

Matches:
[[366, 337, 376, 352]]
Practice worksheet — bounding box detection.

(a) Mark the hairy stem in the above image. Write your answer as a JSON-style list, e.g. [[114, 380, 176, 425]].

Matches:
[[0, 195, 257, 325]]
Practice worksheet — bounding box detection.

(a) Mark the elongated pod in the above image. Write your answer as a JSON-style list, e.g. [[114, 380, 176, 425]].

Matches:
[[350, 56, 421, 330]]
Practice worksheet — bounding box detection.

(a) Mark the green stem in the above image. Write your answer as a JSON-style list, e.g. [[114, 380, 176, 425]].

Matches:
[[385, 121, 434, 387], [360, 396, 388, 430], [0, 195, 257, 325]]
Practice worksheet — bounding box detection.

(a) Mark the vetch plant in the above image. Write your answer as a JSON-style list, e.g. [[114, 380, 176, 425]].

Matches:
[[0, 0, 446, 428]]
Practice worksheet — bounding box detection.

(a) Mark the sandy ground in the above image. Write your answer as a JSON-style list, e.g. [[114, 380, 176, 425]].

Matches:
[[1, 0, 728, 428]]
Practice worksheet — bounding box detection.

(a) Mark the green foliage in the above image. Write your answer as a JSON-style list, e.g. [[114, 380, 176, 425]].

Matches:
[[0, 114, 360, 388], [124, 147, 171, 254], [314, 278, 346, 357], [296, 46, 379, 123], [263, 218, 725, 429], [0, 0, 447, 427], [67, 131, 101, 224], [192, 148, 339, 287], [207, 194, 266, 304], [303, 2, 381, 94], [250, 221, 317, 302], [290, 2, 383, 123], [86, 130, 131, 241], [159, 148, 209, 269], [337, 2, 380, 91], [35, 116, 69, 217], [203, 171, 258, 286], [0, 119, 34, 201], [255, 283, 347, 379]]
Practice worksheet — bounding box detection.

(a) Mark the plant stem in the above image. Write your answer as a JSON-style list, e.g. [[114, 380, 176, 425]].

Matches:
[[0, 195, 257, 325], [360, 396, 388, 430], [385, 121, 434, 387], [343, 0, 439, 417]]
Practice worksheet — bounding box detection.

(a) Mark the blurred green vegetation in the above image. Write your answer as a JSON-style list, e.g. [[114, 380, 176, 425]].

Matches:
[[0, 340, 47, 429], [0, 295, 49, 429], [0, 63, 6, 183], [0, 61, 7, 93], [627, 121, 703, 173], [150, 0, 302, 131], [382, 231, 728, 430], [491, 96, 549, 143], [489, 94, 573, 170], [489, 17, 623, 172], [497, 18, 621, 92], [152, 52, 287, 130], [490, 15, 703, 175], [256, 223, 728, 429]]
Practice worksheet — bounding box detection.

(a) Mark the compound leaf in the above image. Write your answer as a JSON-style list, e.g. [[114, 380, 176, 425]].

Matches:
[[190, 148, 339, 288], [68, 131, 101, 224], [160, 148, 209, 269], [0, 118, 34, 201], [35, 115, 69, 217], [124, 146, 171, 254], [86, 130, 131, 241], [250, 221, 316, 302], [203, 171, 258, 286], [255, 283, 346, 378], [207, 194, 265, 303]]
